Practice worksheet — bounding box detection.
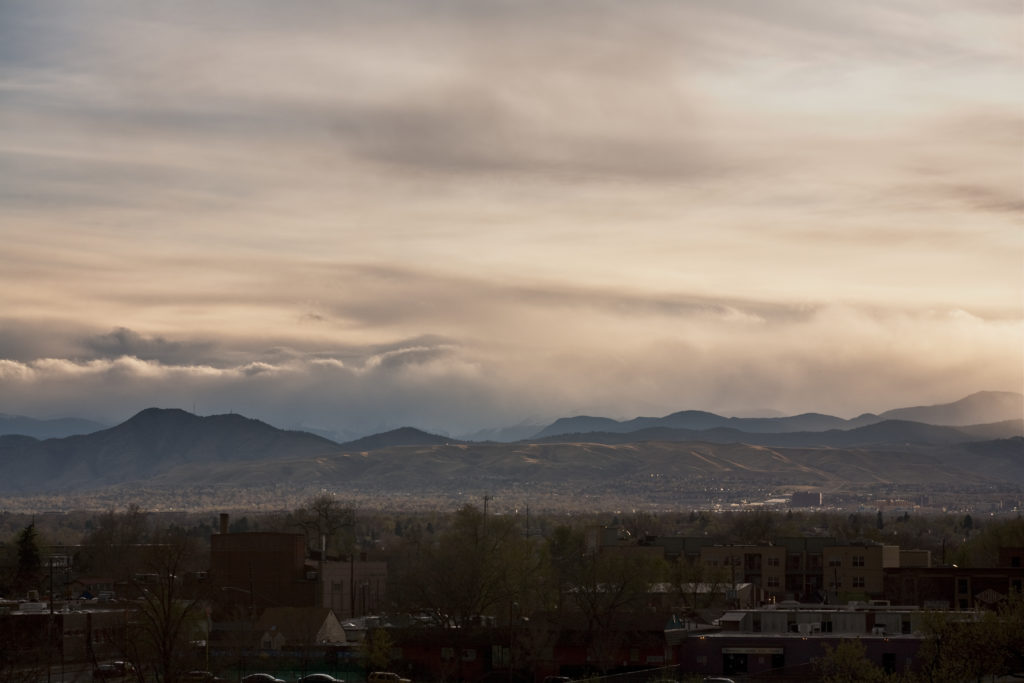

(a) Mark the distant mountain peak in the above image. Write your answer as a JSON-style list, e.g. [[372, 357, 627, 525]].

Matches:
[[339, 426, 456, 451], [879, 390, 1023, 426], [128, 407, 195, 420]]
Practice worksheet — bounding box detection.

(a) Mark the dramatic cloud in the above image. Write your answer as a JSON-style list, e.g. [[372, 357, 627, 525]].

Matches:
[[0, 0, 1020, 436]]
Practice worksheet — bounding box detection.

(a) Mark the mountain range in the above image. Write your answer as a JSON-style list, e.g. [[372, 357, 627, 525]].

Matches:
[[0, 414, 109, 440], [531, 391, 1023, 439], [0, 391, 1020, 501]]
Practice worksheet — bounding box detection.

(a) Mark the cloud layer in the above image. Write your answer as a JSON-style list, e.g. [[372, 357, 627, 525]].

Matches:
[[0, 0, 1020, 435]]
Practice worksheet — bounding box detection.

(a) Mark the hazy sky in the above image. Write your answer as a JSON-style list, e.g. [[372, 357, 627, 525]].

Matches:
[[1, 0, 1021, 437]]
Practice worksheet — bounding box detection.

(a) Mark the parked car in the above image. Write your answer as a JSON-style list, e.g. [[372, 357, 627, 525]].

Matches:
[[92, 661, 134, 680], [241, 675, 285, 683], [297, 675, 345, 683], [181, 672, 227, 682], [368, 673, 411, 683]]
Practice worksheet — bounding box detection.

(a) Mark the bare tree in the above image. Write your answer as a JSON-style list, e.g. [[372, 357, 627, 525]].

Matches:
[[291, 494, 355, 557], [122, 527, 208, 683], [397, 504, 534, 681]]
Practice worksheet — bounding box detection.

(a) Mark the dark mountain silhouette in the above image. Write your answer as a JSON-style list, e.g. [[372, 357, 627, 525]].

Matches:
[[0, 408, 340, 493], [533, 410, 862, 439], [534, 415, 624, 437], [338, 426, 456, 451], [0, 414, 108, 439], [532, 390, 1022, 439]]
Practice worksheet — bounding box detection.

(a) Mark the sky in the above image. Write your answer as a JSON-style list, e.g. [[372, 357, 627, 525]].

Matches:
[[1, 0, 1021, 438]]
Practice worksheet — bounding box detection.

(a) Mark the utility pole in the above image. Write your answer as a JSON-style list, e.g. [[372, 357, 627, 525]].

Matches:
[[48, 556, 53, 683], [483, 495, 492, 539]]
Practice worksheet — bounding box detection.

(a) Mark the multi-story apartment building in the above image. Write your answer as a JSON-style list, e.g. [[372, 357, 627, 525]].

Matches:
[[779, 536, 833, 601], [822, 543, 900, 601], [693, 540, 902, 602], [700, 545, 787, 599]]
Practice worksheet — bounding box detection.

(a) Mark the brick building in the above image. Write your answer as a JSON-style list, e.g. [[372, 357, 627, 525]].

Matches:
[[209, 518, 388, 620]]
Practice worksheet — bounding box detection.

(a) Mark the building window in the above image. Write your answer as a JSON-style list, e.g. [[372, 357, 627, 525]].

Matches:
[[724, 652, 748, 675], [828, 558, 841, 567], [766, 576, 780, 588], [852, 576, 866, 588], [767, 557, 780, 567], [852, 555, 865, 567], [957, 578, 969, 594]]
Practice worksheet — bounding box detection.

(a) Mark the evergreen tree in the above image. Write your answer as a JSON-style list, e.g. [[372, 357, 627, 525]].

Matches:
[[15, 523, 42, 595]]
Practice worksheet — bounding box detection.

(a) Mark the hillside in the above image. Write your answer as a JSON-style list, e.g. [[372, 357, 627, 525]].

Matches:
[[107, 439, 1024, 504], [533, 419, 1023, 448]]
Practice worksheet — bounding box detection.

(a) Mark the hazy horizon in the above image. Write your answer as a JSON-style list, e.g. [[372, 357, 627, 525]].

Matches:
[[2, 1, 1021, 437]]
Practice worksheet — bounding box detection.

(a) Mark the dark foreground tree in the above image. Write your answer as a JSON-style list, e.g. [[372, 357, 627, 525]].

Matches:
[[14, 523, 41, 595], [917, 594, 1024, 681], [815, 639, 887, 683]]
